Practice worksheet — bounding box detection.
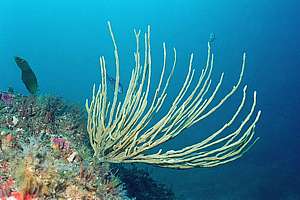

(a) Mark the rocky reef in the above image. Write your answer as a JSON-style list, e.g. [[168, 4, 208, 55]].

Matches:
[[0, 90, 175, 200]]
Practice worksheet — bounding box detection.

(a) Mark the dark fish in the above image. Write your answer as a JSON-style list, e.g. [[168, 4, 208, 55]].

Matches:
[[106, 72, 123, 94], [14, 56, 38, 95]]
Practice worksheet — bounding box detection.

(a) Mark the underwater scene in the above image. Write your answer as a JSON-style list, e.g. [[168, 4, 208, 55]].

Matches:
[[0, 0, 299, 199]]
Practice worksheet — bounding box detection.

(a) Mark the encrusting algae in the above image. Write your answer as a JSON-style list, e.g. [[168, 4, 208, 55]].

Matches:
[[0, 93, 134, 199]]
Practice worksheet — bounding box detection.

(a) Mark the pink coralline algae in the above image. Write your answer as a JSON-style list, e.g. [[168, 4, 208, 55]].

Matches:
[[51, 137, 70, 151], [0, 93, 13, 105]]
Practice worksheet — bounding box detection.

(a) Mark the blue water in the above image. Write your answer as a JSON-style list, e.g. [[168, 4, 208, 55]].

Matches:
[[1, 0, 299, 199]]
